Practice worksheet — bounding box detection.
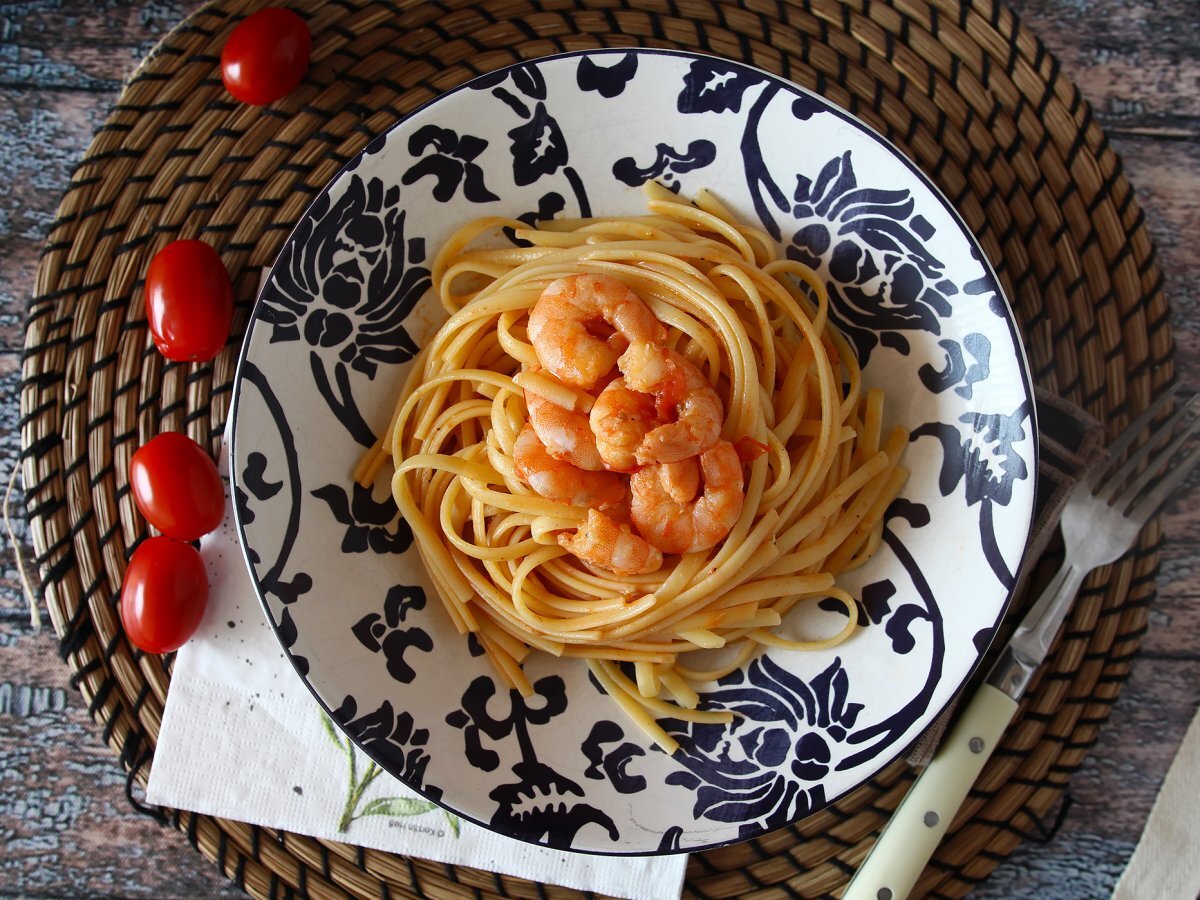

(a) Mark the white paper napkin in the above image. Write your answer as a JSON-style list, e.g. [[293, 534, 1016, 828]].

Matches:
[[145, 448, 687, 900], [1110, 700, 1200, 900]]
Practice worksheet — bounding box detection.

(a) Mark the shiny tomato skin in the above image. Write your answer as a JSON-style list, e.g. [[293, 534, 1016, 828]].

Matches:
[[130, 432, 225, 541], [121, 537, 209, 654], [145, 240, 234, 362], [221, 7, 312, 106]]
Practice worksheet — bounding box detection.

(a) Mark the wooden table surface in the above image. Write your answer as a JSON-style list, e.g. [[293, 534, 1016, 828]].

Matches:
[[1, 2, 1196, 897]]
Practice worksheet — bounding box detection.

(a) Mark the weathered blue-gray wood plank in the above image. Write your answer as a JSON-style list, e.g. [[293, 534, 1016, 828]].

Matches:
[[1, 5, 243, 896], [1, 1, 1196, 898]]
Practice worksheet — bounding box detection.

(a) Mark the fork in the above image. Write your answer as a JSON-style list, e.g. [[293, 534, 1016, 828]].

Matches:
[[844, 389, 1200, 900]]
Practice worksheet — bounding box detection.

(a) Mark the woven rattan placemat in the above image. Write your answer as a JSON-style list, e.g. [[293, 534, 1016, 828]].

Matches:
[[21, 1, 1172, 897]]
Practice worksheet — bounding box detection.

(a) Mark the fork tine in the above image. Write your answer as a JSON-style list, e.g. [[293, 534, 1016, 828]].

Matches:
[[1111, 410, 1200, 511], [1099, 396, 1200, 508], [1126, 437, 1200, 528], [1088, 388, 1179, 491], [1101, 395, 1200, 506]]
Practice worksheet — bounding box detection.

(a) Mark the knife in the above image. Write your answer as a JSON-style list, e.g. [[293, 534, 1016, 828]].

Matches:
[[841, 558, 1090, 900]]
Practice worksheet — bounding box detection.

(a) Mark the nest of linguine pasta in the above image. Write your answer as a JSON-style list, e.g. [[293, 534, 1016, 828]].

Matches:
[[357, 185, 907, 752]]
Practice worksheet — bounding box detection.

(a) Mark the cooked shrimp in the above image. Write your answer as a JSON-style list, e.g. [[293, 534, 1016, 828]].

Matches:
[[527, 274, 666, 390], [630, 441, 744, 554], [619, 342, 723, 464], [525, 389, 606, 471], [558, 508, 664, 576], [659, 456, 701, 503], [589, 377, 661, 472], [513, 424, 625, 509]]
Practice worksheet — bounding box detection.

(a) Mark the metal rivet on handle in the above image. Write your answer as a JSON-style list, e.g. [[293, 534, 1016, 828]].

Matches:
[[877, 890, 893, 900], [969, 737, 985, 753], [924, 811, 939, 827]]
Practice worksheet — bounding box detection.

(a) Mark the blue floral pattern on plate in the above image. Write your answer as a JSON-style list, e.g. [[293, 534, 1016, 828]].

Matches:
[[229, 49, 1036, 855]]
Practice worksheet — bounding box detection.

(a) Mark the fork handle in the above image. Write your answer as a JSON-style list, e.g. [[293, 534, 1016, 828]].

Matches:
[[842, 683, 1019, 900]]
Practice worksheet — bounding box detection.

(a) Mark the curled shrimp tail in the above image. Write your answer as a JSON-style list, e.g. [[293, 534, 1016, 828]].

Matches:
[[528, 274, 666, 390], [589, 377, 661, 473], [525, 388, 606, 471], [630, 440, 744, 554], [513, 424, 625, 509], [619, 342, 724, 465], [558, 508, 664, 576]]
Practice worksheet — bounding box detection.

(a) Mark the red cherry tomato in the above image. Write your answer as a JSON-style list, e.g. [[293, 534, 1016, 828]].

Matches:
[[130, 432, 225, 541], [221, 7, 312, 106], [121, 537, 210, 654], [145, 240, 234, 362]]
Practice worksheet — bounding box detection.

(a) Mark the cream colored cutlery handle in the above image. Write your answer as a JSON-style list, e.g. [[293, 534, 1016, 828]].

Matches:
[[842, 683, 1019, 900]]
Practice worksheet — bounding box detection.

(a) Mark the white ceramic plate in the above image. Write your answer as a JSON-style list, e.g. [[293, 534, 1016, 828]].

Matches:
[[229, 49, 1036, 854]]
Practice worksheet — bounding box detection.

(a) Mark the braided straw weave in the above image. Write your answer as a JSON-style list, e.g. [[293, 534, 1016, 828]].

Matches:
[[21, 1, 1171, 897]]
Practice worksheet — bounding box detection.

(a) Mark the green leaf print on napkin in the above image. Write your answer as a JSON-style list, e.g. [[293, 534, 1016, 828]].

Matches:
[[322, 713, 460, 837]]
